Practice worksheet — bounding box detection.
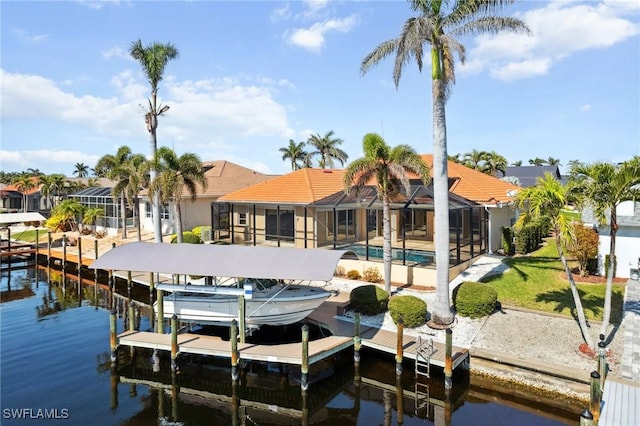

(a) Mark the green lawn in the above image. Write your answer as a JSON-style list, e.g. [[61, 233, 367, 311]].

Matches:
[[480, 238, 625, 324], [5, 228, 49, 243]]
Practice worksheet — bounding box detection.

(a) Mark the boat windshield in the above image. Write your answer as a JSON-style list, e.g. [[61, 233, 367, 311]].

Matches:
[[238, 278, 280, 291]]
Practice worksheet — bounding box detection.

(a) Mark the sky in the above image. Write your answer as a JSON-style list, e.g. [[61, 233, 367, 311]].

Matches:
[[1, 0, 639, 177]]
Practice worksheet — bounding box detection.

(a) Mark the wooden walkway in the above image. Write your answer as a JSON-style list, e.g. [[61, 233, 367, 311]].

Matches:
[[0, 242, 37, 258], [117, 291, 469, 371], [599, 378, 640, 426]]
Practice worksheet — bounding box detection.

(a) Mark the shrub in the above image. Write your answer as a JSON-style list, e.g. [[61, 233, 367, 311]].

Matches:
[[362, 266, 382, 283], [501, 227, 515, 256], [170, 231, 203, 244], [454, 281, 498, 319], [191, 226, 212, 241], [566, 222, 599, 277], [388, 295, 427, 328], [349, 285, 389, 315], [335, 265, 345, 277], [347, 270, 361, 280]]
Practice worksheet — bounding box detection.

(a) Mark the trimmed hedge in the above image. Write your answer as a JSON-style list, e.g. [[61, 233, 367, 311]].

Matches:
[[454, 281, 498, 319], [349, 285, 389, 315], [388, 295, 427, 328], [170, 231, 203, 244], [501, 226, 515, 256]]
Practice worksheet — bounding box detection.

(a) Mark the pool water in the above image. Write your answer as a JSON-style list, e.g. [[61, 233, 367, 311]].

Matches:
[[341, 244, 434, 264]]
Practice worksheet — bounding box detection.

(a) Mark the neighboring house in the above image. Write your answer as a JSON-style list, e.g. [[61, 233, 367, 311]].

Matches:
[[0, 178, 42, 212], [503, 165, 562, 187], [582, 201, 640, 279], [218, 155, 520, 285], [138, 161, 275, 239]]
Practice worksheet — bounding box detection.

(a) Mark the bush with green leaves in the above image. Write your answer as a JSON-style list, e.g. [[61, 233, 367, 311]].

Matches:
[[349, 285, 389, 315], [347, 270, 361, 280], [388, 295, 426, 328], [170, 231, 203, 244], [501, 227, 515, 256], [191, 226, 211, 241], [454, 281, 498, 318]]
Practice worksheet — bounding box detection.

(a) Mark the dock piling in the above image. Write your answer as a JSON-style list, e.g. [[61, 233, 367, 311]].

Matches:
[[579, 408, 594, 426], [231, 319, 239, 381], [171, 314, 178, 372], [395, 317, 404, 376], [354, 312, 361, 363], [128, 302, 136, 331], [597, 334, 607, 390], [301, 324, 309, 391], [62, 234, 67, 270], [589, 370, 601, 423], [77, 237, 82, 273], [35, 229, 39, 257], [445, 328, 453, 390], [157, 288, 165, 334], [47, 231, 52, 265]]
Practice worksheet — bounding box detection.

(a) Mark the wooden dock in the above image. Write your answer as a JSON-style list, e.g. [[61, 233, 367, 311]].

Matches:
[[116, 291, 469, 372], [0, 242, 37, 258], [599, 378, 640, 426]]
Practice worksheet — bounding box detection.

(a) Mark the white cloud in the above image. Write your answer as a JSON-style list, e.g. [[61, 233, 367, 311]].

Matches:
[[581, 103, 592, 111], [302, 0, 330, 19], [0, 150, 100, 171], [10, 28, 49, 43], [287, 16, 357, 52], [270, 3, 291, 23], [463, 1, 640, 81], [101, 47, 132, 61]]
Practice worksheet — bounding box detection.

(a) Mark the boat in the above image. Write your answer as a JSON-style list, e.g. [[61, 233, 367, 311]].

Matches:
[[154, 277, 334, 328]]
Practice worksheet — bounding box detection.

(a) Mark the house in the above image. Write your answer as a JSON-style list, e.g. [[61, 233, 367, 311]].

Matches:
[[583, 200, 640, 279], [0, 178, 43, 212], [217, 155, 520, 285], [137, 160, 275, 239], [503, 165, 562, 187]]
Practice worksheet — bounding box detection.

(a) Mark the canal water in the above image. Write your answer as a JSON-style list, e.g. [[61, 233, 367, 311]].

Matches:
[[1, 261, 581, 425]]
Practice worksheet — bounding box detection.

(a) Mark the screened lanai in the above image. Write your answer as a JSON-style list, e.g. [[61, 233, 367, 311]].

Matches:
[[69, 186, 124, 229]]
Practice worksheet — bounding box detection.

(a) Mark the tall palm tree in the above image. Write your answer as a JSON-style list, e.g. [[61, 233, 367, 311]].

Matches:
[[148, 147, 207, 244], [515, 173, 594, 349], [95, 146, 136, 239], [361, 0, 529, 326], [511, 160, 523, 167], [14, 176, 37, 212], [528, 157, 547, 166], [73, 163, 90, 178], [119, 155, 149, 241], [307, 130, 349, 169], [279, 139, 309, 171], [344, 133, 430, 292], [570, 157, 640, 336], [547, 157, 561, 166], [130, 39, 180, 243], [462, 149, 488, 171]]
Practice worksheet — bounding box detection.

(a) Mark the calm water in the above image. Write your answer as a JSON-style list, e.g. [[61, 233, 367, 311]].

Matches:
[[339, 245, 434, 265], [1, 260, 578, 425]]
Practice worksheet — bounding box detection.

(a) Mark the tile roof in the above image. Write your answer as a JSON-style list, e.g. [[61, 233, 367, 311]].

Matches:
[[187, 160, 275, 198], [1, 177, 42, 195], [220, 156, 520, 206], [219, 168, 346, 204], [419, 155, 520, 204]]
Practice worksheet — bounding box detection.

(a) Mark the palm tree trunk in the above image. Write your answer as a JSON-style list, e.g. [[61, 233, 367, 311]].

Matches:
[[382, 198, 392, 293], [600, 215, 617, 336], [149, 92, 163, 243], [134, 196, 142, 242], [556, 232, 595, 349], [176, 201, 184, 244], [431, 78, 454, 326], [120, 193, 127, 239]]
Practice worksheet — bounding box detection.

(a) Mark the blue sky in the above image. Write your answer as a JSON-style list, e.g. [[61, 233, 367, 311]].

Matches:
[[1, 0, 639, 177]]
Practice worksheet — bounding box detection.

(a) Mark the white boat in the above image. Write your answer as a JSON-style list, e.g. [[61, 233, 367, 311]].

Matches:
[[154, 278, 333, 328]]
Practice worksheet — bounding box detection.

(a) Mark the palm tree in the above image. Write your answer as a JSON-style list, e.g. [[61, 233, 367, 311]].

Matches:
[[547, 157, 561, 166], [482, 151, 508, 176], [307, 130, 349, 169], [95, 146, 136, 239], [361, 0, 529, 326], [462, 149, 487, 171], [344, 133, 430, 292], [148, 147, 207, 244], [515, 173, 594, 349], [73, 163, 90, 178], [528, 157, 547, 166], [511, 160, 523, 167], [279, 139, 309, 171], [570, 157, 640, 336], [130, 39, 180, 243], [82, 207, 104, 235], [53, 199, 84, 232], [119, 155, 149, 241], [13, 175, 37, 212]]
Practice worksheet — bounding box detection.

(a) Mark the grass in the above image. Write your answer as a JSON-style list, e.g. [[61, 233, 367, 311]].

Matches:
[[481, 238, 625, 324], [4, 228, 50, 243]]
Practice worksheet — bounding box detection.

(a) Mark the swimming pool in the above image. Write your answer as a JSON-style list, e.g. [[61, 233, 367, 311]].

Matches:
[[340, 244, 434, 265]]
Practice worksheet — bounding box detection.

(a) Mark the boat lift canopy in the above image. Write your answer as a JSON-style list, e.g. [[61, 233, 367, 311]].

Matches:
[[90, 242, 357, 282]]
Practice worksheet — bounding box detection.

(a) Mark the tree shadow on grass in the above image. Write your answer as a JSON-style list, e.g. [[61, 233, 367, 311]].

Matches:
[[535, 287, 625, 325], [484, 257, 561, 283]]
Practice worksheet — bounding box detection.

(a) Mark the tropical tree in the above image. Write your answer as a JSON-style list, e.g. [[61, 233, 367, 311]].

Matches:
[[51, 199, 84, 232], [528, 157, 547, 166], [279, 139, 309, 171], [511, 160, 523, 167], [482, 150, 508, 176], [447, 153, 462, 163], [82, 207, 104, 235], [307, 130, 349, 169], [73, 163, 90, 178], [547, 157, 561, 166], [515, 173, 594, 349], [462, 149, 487, 171], [119, 155, 149, 241], [361, 0, 529, 326], [148, 147, 207, 244], [130, 39, 180, 243], [343, 133, 430, 292], [13, 175, 37, 212], [95, 146, 136, 239], [570, 157, 640, 336]]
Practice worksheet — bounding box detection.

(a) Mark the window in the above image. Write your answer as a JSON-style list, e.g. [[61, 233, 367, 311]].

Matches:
[[239, 213, 247, 225], [327, 209, 356, 241], [146, 202, 170, 219], [266, 209, 294, 241]]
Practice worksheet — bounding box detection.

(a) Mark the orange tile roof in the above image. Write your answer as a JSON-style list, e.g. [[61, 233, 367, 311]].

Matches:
[[219, 156, 519, 206], [2, 177, 42, 195], [419, 154, 519, 204], [219, 168, 346, 204]]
